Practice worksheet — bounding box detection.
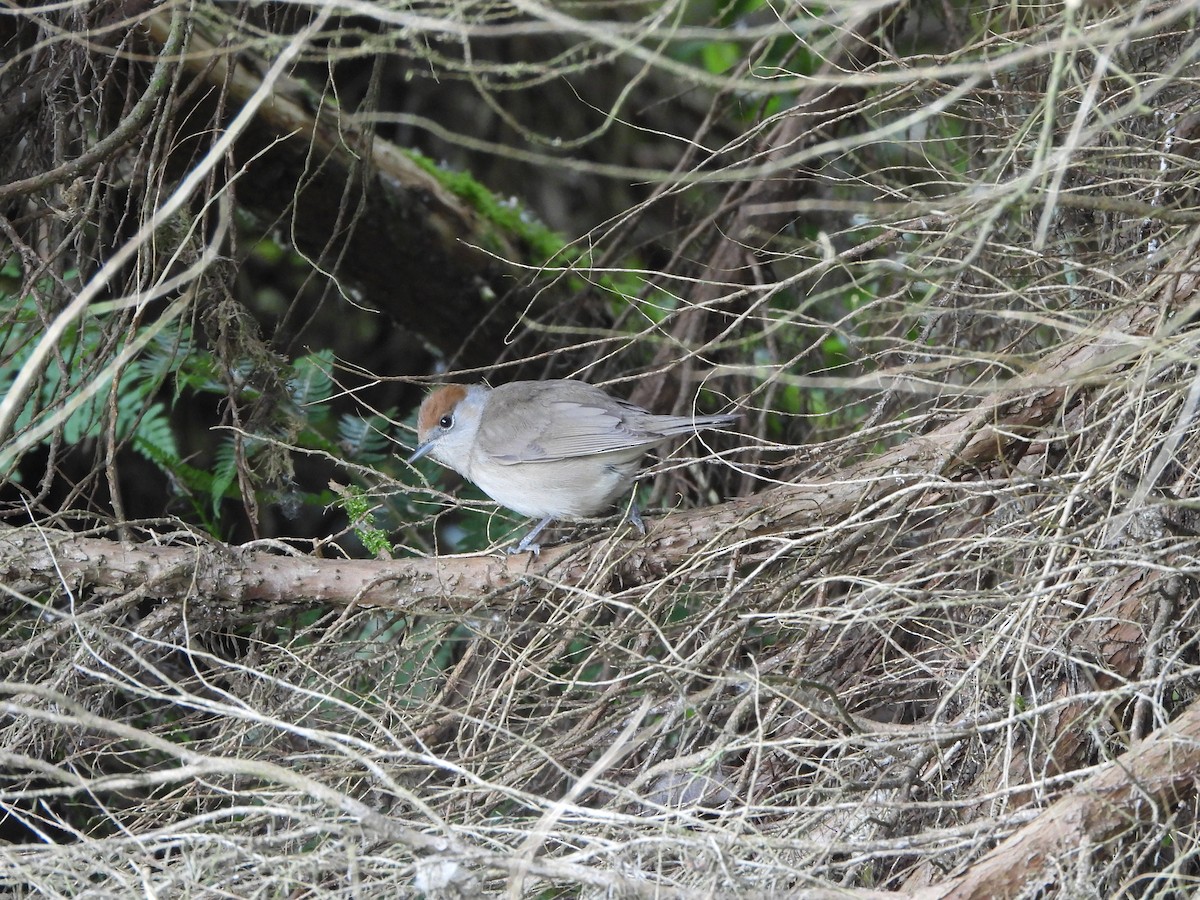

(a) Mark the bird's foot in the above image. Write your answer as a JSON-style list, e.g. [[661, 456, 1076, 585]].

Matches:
[[508, 515, 552, 557]]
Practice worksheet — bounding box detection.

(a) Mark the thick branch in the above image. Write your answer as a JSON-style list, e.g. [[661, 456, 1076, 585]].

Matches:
[[140, 12, 539, 360], [0, 280, 1172, 611], [788, 575, 1200, 900], [916, 696, 1200, 899]]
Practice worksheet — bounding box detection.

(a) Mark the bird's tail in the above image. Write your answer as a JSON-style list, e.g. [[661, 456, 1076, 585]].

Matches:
[[653, 413, 739, 437]]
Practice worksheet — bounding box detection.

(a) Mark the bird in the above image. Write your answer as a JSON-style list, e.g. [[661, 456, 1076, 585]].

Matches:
[[407, 379, 737, 554]]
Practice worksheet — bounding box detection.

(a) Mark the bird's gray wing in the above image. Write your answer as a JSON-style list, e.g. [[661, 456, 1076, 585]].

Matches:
[[478, 381, 659, 462]]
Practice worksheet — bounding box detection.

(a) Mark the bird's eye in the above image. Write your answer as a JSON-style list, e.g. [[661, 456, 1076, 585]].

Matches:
[[439, 414, 453, 430]]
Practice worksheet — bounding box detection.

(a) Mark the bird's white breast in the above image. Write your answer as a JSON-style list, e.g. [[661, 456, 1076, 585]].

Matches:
[[466, 450, 643, 519]]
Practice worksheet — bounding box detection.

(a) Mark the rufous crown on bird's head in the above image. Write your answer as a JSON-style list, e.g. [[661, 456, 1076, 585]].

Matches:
[[416, 384, 470, 442]]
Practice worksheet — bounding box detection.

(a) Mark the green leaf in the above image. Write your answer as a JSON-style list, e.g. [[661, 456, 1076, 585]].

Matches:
[[289, 350, 334, 409], [210, 436, 240, 517], [338, 412, 394, 462]]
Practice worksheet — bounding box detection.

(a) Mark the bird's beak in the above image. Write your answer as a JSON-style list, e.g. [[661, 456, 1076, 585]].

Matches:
[[407, 441, 434, 464]]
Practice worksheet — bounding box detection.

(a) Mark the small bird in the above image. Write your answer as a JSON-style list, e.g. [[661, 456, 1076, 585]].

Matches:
[[408, 379, 737, 554]]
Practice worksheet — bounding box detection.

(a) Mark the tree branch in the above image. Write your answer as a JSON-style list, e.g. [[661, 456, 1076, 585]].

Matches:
[[0, 274, 1178, 611], [915, 695, 1200, 899]]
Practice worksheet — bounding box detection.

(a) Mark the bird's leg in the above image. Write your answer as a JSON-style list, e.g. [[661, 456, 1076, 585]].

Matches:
[[626, 500, 646, 535], [510, 515, 553, 556]]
